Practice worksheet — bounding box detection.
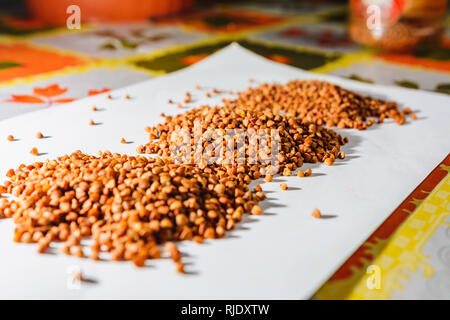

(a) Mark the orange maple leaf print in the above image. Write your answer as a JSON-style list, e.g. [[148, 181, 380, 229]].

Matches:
[[53, 98, 76, 103], [88, 88, 111, 96], [264, 54, 291, 64], [6, 94, 46, 103], [5, 84, 75, 106], [33, 84, 68, 97], [179, 54, 208, 66]]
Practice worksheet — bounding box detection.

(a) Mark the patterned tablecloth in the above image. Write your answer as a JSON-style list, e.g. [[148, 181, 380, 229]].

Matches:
[[0, 2, 449, 299]]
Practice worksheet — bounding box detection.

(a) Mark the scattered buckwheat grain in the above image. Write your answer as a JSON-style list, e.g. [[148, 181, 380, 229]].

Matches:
[[305, 168, 312, 177], [312, 208, 322, 219]]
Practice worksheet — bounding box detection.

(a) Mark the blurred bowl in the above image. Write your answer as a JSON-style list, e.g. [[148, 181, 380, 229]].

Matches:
[[26, 0, 194, 25]]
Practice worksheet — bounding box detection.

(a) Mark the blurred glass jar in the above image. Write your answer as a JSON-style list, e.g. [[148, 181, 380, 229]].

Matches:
[[349, 0, 448, 52]]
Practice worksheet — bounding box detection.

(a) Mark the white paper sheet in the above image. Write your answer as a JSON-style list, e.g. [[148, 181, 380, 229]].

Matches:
[[0, 44, 449, 299]]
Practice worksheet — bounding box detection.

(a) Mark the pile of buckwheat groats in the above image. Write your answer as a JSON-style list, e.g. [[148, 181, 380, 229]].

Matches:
[[232, 80, 414, 129], [0, 79, 414, 272], [0, 152, 265, 271], [138, 104, 348, 176]]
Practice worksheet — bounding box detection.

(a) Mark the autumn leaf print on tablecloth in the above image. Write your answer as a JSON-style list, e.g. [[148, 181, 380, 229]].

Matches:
[[5, 84, 75, 106], [88, 88, 111, 96]]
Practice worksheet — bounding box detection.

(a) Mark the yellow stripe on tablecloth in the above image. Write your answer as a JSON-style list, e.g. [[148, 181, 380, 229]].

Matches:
[[316, 170, 450, 300]]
